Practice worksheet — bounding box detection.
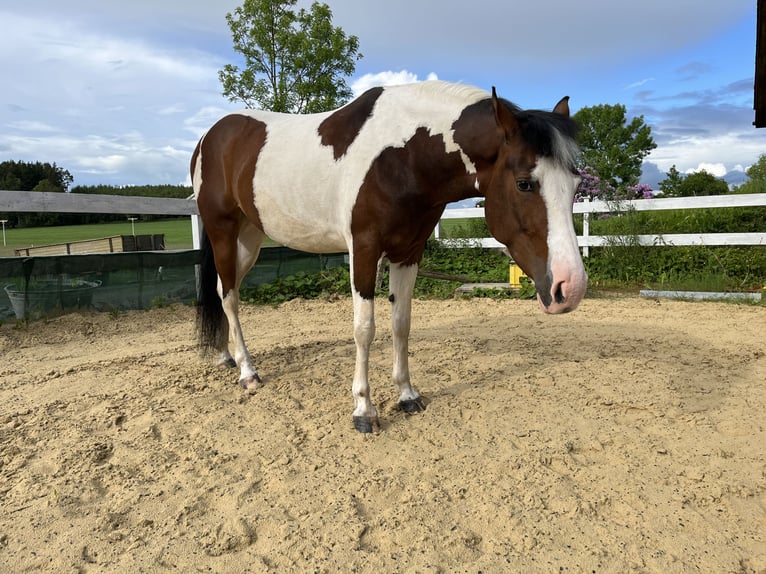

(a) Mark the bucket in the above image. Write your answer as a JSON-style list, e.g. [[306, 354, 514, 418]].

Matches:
[[4, 279, 101, 320]]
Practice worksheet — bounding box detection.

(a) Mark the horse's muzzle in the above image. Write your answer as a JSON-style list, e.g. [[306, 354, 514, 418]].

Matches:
[[537, 269, 588, 314]]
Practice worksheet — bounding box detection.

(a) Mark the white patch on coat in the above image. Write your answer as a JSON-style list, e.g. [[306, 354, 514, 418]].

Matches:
[[192, 146, 203, 199], [533, 156, 588, 302], [231, 81, 486, 254]]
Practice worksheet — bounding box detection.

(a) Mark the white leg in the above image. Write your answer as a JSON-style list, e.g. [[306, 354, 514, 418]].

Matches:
[[221, 288, 260, 388], [221, 222, 265, 389], [351, 290, 379, 432], [389, 262, 424, 412]]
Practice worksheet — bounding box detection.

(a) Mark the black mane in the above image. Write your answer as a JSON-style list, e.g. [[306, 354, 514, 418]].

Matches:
[[503, 98, 581, 171]]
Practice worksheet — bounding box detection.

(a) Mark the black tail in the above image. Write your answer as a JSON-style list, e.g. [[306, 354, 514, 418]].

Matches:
[[196, 229, 227, 353]]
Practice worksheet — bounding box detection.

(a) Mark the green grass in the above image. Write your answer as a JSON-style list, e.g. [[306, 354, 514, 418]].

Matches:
[[0, 219, 195, 256], [0, 219, 283, 257]]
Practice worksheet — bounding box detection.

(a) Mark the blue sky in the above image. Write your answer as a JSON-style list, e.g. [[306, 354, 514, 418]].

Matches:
[[0, 0, 761, 189]]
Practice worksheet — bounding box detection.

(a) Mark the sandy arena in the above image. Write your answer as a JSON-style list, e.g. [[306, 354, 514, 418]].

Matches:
[[1, 295, 764, 572]]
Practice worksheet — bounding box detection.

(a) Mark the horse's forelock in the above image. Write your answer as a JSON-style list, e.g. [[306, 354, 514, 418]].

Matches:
[[505, 102, 580, 171]]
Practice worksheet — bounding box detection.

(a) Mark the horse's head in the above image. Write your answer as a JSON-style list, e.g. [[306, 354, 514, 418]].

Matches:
[[483, 88, 587, 314]]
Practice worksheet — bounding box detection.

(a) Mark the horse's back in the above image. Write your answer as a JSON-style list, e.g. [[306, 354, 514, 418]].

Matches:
[[194, 82, 490, 253]]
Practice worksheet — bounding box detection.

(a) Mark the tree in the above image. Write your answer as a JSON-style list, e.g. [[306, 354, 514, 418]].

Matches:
[[219, 0, 362, 113], [658, 165, 683, 197], [573, 104, 656, 190], [0, 160, 72, 192], [733, 154, 766, 194], [659, 166, 729, 197]]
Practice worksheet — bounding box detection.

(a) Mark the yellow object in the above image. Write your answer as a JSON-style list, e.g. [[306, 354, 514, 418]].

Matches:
[[509, 263, 527, 289]]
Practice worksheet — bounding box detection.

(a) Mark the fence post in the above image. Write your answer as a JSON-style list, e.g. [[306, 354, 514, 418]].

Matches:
[[191, 214, 204, 302], [191, 214, 204, 250], [582, 197, 590, 258]]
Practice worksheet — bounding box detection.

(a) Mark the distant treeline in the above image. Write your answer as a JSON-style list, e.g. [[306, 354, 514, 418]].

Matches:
[[1, 160, 192, 228]]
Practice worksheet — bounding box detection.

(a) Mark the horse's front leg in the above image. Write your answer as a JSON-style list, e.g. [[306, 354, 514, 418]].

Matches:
[[351, 291, 379, 433], [389, 262, 425, 413]]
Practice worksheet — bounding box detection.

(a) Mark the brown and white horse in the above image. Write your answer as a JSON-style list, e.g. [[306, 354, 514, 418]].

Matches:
[[192, 81, 587, 433]]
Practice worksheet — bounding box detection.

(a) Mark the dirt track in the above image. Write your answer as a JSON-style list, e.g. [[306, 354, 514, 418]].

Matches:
[[1, 295, 764, 572]]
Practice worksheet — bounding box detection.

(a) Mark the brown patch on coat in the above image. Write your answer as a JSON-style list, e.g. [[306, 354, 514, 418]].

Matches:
[[318, 87, 383, 160], [350, 126, 483, 298], [194, 114, 268, 293], [455, 97, 550, 289]]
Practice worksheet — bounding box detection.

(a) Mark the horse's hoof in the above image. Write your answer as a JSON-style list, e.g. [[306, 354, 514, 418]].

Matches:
[[352, 415, 380, 434], [398, 397, 426, 413], [239, 374, 263, 392]]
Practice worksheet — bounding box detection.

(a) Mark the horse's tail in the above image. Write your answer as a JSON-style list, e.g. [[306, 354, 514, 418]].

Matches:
[[196, 228, 226, 354]]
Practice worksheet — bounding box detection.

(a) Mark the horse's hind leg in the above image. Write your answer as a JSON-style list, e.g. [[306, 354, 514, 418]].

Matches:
[[220, 220, 266, 389], [389, 262, 425, 413]]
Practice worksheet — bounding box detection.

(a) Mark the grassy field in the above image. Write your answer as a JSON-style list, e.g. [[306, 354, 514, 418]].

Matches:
[[0, 219, 195, 256], [0, 219, 289, 257]]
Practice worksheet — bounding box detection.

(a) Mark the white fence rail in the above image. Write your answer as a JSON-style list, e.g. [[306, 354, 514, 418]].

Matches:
[[2, 191, 765, 257], [435, 193, 766, 256]]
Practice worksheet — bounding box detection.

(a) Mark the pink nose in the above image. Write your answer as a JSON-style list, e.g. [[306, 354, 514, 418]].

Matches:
[[538, 270, 588, 314]]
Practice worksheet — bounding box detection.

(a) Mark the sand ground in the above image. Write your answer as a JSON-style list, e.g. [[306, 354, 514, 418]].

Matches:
[[1, 295, 764, 573]]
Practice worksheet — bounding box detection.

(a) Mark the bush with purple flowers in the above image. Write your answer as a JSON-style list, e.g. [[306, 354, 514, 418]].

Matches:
[[576, 166, 653, 202]]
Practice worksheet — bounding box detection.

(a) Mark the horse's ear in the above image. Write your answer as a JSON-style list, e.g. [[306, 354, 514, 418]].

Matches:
[[491, 86, 519, 140], [553, 96, 570, 117]]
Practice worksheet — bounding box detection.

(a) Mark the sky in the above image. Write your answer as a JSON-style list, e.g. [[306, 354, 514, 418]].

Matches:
[[0, 0, 761, 190]]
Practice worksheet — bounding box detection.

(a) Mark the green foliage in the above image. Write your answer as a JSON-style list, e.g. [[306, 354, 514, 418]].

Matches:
[[733, 154, 766, 194], [582, 206, 766, 291], [658, 165, 683, 196], [0, 160, 73, 192], [745, 154, 766, 182], [419, 240, 509, 282], [444, 217, 491, 240], [242, 267, 352, 304], [71, 184, 191, 199], [240, 241, 519, 305], [573, 103, 656, 188], [465, 276, 536, 300], [585, 245, 766, 292], [659, 166, 729, 197], [219, 0, 361, 113], [1, 160, 75, 227], [585, 205, 765, 235]]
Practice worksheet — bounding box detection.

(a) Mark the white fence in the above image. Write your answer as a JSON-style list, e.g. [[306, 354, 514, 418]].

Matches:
[[2, 190, 765, 257], [435, 193, 766, 256]]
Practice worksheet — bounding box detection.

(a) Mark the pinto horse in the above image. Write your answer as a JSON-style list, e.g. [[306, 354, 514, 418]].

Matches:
[[192, 81, 587, 433]]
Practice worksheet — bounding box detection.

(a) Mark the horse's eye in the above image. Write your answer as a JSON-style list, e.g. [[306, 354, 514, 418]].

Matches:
[[516, 179, 534, 192]]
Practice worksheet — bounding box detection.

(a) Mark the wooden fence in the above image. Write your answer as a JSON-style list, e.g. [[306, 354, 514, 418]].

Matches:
[[0, 190, 202, 250]]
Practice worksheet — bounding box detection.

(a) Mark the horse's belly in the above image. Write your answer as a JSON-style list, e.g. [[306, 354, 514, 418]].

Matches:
[[267, 223, 348, 254], [250, 124, 359, 254], [256, 195, 350, 254]]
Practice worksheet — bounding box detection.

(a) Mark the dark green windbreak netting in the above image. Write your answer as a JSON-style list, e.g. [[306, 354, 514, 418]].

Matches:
[[0, 247, 347, 321]]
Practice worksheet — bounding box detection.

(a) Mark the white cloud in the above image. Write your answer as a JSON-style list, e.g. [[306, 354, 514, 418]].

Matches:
[[351, 70, 439, 96], [625, 78, 655, 90], [183, 106, 237, 138], [647, 130, 765, 178], [685, 163, 728, 177], [7, 121, 59, 133]]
